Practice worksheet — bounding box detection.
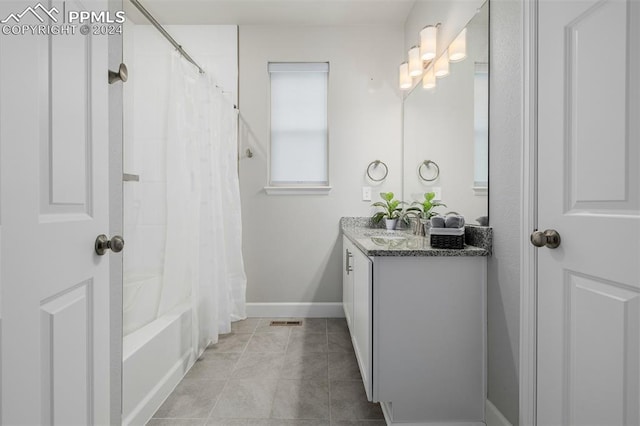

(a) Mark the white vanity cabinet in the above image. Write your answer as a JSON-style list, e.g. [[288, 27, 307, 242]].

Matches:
[[342, 236, 373, 399], [342, 234, 487, 426], [342, 236, 355, 329]]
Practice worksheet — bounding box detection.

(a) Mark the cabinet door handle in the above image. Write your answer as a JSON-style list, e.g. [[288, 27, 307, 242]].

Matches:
[[346, 249, 354, 274]]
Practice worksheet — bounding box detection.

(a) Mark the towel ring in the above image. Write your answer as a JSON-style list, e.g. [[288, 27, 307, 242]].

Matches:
[[366, 160, 389, 182], [418, 160, 440, 182]]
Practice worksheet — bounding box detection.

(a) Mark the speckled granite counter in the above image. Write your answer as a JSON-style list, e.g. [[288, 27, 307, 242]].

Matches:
[[341, 217, 492, 257]]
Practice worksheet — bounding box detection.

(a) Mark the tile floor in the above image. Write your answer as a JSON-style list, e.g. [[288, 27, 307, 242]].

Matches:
[[147, 318, 385, 426]]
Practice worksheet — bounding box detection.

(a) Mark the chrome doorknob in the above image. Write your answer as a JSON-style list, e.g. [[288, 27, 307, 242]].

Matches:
[[530, 229, 561, 249], [108, 63, 128, 84], [95, 234, 125, 255]]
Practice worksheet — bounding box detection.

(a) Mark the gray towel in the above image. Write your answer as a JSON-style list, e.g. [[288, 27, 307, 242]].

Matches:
[[476, 216, 489, 226], [445, 214, 465, 228], [430, 215, 445, 228]]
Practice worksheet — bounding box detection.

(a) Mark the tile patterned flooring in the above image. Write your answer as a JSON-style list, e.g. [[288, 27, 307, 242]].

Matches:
[[147, 318, 385, 426]]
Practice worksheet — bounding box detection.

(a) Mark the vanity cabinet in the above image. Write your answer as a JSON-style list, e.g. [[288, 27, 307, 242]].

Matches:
[[342, 234, 487, 426], [342, 237, 355, 329], [343, 236, 373, 399]]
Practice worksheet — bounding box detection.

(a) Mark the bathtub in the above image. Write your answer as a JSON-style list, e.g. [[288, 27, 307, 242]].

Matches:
[[123, 273, 163, 336], [122, 301, 194, 425]]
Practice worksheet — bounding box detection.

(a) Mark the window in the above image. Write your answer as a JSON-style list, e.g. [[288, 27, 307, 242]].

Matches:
[[473, 62, 489, 192], [267, 62, 330, 194]]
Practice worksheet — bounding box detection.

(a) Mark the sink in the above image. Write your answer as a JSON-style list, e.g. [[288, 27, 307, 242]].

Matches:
[[363, 231, 406, 238], [371, 236, 406, 241], [370, 236, 408, 246]]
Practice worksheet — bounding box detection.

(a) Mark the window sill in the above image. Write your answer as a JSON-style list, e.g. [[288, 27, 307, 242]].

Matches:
[[472, 186, 488, 196], [264, 186, 332, 195]]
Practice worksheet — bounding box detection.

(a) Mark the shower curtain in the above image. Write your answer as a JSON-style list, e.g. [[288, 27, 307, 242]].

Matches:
[[160, 52, 246, 357]]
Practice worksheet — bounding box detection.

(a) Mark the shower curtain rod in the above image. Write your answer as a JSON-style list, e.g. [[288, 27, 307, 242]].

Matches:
[[128, 0, 205, 74]]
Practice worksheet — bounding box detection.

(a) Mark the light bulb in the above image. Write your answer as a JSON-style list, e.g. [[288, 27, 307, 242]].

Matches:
[[408, 46, 423, 77], [434, 51, 450, 78], [422, 67, 436, 89], [449, 28, 467, 62], [399, 62, 412, 89], [420, 25, 437, 61]]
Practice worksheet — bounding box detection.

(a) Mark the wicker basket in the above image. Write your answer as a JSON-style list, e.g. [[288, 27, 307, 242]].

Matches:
[[430, 234, 465, 249], [430, 227, 465, 249]]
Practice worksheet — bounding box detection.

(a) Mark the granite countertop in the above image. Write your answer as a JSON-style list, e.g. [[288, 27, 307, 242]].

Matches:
[[341, 217, 492, 257]]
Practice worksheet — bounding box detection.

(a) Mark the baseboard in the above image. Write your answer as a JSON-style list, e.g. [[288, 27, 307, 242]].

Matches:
[[486, 400, 512, 426], [381, 401, 485, 426], [246, 302, 345, 318]]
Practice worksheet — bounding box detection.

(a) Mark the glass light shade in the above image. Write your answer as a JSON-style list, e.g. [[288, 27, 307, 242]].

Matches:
[[422, 67, 436, 89], [420, 25, 437, 61], [434, 51, 450, 77], [408, 46, 423, 77], [449, 28, 467, 62], [399, 62, 412, 89]]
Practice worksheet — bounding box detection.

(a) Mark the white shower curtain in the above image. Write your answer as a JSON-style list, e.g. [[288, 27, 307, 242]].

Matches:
[[160, 52, 246, 358]]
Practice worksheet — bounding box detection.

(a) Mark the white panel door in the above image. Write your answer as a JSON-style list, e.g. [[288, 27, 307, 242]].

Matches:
[[537, 0, 640, 424], [0, 0, 114, 424]]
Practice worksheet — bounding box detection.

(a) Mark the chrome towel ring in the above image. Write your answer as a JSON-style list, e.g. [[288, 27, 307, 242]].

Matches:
[[366, 160, 389, 182], [418, 160, 440, 182]]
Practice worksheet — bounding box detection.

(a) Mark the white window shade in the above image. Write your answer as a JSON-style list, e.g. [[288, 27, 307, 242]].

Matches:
[[474, 62, 489, 190], [269, 62, 329, 187]]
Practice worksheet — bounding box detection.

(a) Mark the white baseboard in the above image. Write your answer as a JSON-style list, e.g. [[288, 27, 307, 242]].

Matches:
[[381, 401, 485, 426], [246, 302, 345, 318], [486, 400, 512, 426]]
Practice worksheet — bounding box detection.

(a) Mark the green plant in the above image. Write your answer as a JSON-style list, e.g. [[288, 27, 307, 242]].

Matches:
[[413, 192, 446, 219], [371, 192, 408, 223]]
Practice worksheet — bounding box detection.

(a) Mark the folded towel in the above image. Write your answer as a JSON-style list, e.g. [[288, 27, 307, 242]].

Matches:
[[430, 215, 445, 228], [445, 214, 465, 229]]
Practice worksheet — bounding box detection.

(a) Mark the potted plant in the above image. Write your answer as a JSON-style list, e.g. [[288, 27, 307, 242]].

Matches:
[[412, 192, 446, 235], [371, 192, 410, 230]]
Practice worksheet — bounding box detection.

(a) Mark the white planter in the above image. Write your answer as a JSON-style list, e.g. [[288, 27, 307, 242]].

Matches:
[[423, 219, 432, 237], [384, 218, 398, 230]]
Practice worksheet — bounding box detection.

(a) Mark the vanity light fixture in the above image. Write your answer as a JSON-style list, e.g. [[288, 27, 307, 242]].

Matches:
[[408, 46, 423, 77], [422, 67, 436, 89], [399, 62, 412, 89], [449, 28, 467, 62], [434, 50, 450, 78], [420, 25, 438, 61]]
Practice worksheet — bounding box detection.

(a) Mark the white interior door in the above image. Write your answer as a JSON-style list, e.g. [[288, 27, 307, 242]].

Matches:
[[0, 0, 115, 424], [536, 0, 640, 424]]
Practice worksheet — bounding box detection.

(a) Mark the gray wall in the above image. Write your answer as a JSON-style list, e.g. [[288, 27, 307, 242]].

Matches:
[[488, 0, 523, 424], [238, 25, 404, 304]]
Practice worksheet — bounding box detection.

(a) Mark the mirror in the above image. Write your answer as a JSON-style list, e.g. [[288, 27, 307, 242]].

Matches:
[[403, 2, 489, 225]]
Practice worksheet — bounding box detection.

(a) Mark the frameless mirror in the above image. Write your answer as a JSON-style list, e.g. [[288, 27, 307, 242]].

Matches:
[[403, 1, 489, 225]]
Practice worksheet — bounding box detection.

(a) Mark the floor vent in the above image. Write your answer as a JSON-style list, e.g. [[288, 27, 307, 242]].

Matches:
[[269, 320, 303, 326]]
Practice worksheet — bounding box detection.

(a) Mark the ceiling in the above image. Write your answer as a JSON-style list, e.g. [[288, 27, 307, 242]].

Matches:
[[124, 0, 417, 26]]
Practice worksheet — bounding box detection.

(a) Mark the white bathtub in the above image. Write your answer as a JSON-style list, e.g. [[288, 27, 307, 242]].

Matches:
[[122, 302, 194, 426], [123, 273, 163, 336]]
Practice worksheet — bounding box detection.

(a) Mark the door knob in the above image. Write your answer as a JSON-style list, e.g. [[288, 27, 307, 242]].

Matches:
[[530, 229, 561, 249], [95, 234, 125, 255], [108, 63, 128, 84]]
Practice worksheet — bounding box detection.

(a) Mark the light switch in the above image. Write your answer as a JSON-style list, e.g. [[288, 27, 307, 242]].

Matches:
[[362, 186, 372, 201]]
